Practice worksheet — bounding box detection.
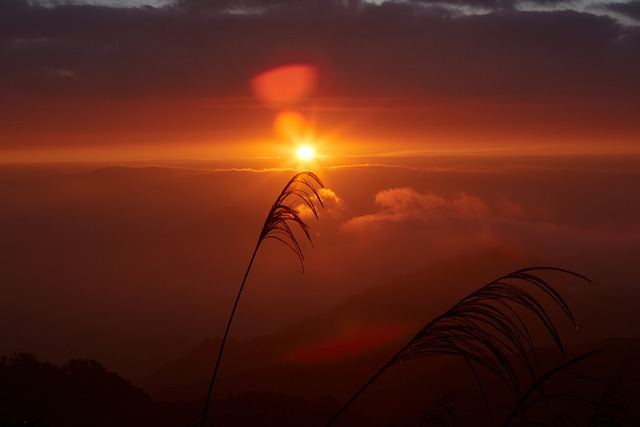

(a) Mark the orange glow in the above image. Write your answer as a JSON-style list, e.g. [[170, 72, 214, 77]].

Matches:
[[274, 110, 307, 140], [250, 64, 317, 107], [3, 94, 640, 165], [285, 324, 409, 363]]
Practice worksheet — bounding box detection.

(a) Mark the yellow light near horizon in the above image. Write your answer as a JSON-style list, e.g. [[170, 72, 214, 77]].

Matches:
[[297, 145, 314, 160]]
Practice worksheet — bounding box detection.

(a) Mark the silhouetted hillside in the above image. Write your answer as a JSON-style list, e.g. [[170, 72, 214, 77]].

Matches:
[[141, 247, 550, 400], [0, 353, 188, 426], [139, 248, 640, 425], [0, 353, 363, 427]]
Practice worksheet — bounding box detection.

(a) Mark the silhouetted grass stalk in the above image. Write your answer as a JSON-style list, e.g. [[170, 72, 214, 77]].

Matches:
[[326, 267, 594, 426], [587, 363, 638, 426], [419, 393, 458, 427], [199, 171, 323, 427], [502, 349, 603, 426], [501, 348, 637, 426]]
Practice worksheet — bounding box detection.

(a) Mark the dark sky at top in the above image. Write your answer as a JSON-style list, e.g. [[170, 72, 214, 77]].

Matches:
[[3, 0, 638, 99]]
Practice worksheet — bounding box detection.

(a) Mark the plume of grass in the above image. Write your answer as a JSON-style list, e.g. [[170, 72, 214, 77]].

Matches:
[[503, 350, 638, 427], [501, 349, 603, 427], [587, 363, 638, 427], [418, 393, 458, 427], [326, 267, 593, 426], [198, 171, 323, 427]]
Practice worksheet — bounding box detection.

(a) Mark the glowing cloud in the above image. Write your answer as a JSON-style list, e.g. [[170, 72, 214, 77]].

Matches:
[[344, 187, 490, 229], [297, 188, 345, 218]]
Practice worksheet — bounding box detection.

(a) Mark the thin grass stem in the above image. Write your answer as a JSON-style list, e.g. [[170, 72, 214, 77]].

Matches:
[[325, 349, 403, 426], [199, 244, 260, 427], [197, 171, 323, 426]]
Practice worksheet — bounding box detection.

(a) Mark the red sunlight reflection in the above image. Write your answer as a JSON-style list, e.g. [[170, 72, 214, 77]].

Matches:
[[285, 324, 409, 363], [251, 64, 318, 107]]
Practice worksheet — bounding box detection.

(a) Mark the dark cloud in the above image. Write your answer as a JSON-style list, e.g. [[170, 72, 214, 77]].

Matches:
[[515, 0, 568, 4], [413, 0, 517, 10], [607, 0, 640, 20], [173, 0, 361, 12], [1, 0, 638, 100]]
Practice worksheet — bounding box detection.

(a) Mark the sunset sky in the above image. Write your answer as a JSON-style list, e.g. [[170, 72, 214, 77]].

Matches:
[[1, 0, 639, 161], [1, 0, 640, 392]]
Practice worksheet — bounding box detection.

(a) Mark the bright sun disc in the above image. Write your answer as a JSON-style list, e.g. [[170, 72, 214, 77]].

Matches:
[[297, 145, 314, 160]]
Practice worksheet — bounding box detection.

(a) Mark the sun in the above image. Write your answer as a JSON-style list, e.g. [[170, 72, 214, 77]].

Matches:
[[297, 145, 315, 160]]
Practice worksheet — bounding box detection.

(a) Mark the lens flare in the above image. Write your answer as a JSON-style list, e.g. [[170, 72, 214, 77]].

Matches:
[[251, 64, 317, 108], [274, 110, 306, 140]]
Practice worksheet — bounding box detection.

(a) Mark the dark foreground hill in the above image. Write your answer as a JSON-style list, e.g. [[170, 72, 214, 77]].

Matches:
[[3, 341, 638, 427], [0, 353, 188, 426], [0, 353, 367, 427]]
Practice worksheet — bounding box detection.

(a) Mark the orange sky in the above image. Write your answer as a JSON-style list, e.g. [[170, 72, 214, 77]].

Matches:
[[1, 0, 639, 163], [2, 91, 638, 163]]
